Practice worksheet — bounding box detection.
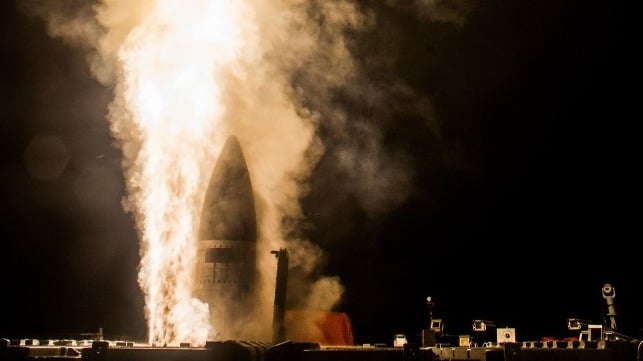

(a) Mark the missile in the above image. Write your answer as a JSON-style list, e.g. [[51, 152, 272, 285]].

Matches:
[[195, 135, 258, 340]]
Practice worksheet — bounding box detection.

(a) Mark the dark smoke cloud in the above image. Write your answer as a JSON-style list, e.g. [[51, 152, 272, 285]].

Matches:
[[18, 1, 101, 51], [386, 0, 476, 26]]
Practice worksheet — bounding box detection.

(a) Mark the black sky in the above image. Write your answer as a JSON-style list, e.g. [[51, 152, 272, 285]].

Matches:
[[0, 0, 636, 345]]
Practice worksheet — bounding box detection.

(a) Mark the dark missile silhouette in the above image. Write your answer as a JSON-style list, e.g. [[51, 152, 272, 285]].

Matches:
[[195, 135, 258, 340]]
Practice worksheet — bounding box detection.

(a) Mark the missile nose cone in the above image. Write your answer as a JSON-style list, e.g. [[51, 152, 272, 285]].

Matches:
[[198, 135, 257, 242], [196, 135, 259, 340]]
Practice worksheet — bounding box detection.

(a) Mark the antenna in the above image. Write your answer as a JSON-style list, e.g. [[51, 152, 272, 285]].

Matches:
[[602, 283, 617, 331]]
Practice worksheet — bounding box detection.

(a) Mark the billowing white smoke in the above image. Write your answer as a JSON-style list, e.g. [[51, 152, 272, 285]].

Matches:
[[23, 0, 472, 347]]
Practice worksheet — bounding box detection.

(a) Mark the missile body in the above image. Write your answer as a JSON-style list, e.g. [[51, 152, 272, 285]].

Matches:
[[195, 135, 257, 340]]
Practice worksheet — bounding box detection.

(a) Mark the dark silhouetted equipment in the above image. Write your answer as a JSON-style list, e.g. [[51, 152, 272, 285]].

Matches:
[[472, 320, 496, 346], [195, 135, 259, 340], [271, 248, 289, 344], [602, 283, 617, 331]]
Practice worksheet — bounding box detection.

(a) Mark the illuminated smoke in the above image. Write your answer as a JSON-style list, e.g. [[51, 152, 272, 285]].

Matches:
[[386, 0, 475, 26], [23, 0, 368, 346], [97, 0, 252, 346], [23, 0, 467, 346]]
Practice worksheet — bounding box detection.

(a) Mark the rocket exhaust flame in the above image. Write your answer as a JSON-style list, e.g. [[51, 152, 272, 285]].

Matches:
[[108, 1, 252, 346]]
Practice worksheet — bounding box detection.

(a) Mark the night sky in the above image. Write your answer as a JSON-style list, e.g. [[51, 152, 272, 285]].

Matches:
[[0, 0, 636, 345]]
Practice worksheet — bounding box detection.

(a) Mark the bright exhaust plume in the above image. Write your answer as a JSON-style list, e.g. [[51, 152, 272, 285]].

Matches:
[[110, 1, 252, 346]]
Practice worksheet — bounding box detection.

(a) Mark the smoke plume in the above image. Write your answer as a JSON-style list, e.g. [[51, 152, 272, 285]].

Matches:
[[20, 0, 471, 345]]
